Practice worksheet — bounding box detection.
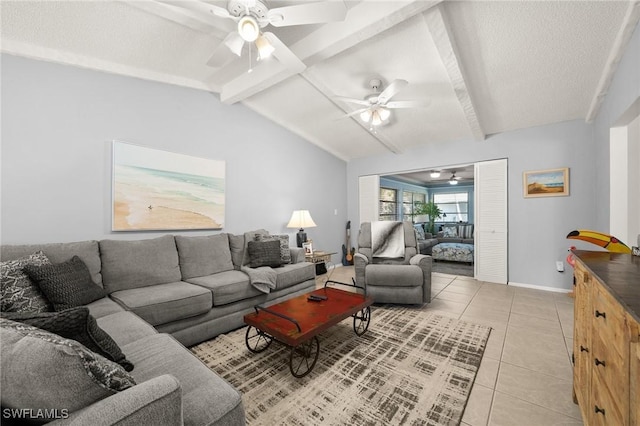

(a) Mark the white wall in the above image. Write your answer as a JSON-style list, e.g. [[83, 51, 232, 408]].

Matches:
[[0, 54, 348, 259], [594, 22, 640, 232], [348, 120, 596, 291]]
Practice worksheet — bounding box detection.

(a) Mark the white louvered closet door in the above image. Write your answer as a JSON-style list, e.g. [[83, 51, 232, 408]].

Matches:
[[474, 159, 508, 284], [358, 175, 380, 225]]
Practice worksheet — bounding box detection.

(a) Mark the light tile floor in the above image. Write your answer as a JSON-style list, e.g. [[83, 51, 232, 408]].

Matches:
[[317, 266, 583, 426]]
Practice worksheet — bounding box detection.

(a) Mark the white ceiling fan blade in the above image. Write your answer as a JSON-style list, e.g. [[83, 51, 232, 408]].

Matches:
[[385, 100, 430, 109], [206, 33, 244, 67], [158, 0, 233, 20], [378, 79, 408, 104], [333, 96, 370, 107], [340, 107, 371, 119], [267, 1, 347, 27]]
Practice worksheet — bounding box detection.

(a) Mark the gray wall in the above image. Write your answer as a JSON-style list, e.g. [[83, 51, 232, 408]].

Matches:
[[348, 120, 596, 290], [0, 54, 347, 261]]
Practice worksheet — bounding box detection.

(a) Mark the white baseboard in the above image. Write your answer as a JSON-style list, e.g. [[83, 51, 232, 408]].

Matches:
[[508, 281, 572, 293]]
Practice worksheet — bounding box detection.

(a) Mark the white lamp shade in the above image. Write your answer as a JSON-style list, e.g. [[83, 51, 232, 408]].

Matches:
[[378, 107, 391, 121], [360, 110, 372, 123], [449, 179, 458, 185], [371, 110, 382, 126], [255, 34, 274, 59], [287, 210, 317, 229], [430, 171, 440, 178], [238, 16, 259, 42]]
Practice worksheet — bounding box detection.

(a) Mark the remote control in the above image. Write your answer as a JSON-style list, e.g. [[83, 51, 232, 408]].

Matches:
[[307, 295, 322, 302], [313, 294, 328, 300]]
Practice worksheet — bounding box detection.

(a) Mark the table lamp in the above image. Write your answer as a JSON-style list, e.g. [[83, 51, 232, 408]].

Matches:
[[287, 210, 317, 247]]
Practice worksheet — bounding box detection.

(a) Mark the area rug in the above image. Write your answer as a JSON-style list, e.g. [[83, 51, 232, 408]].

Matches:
[[432, 260, 474, 277], [192, 306, 491, 426]]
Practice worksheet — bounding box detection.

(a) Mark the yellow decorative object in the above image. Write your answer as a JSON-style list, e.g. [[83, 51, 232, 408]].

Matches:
[[566, 229, 631, 253]]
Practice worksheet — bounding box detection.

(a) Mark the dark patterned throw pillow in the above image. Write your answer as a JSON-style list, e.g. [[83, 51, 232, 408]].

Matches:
[[23, 256, 107, 311], [0, 251, 52, 313], [0, 318, 135, 414], [248, 240, 283, 268], [1, 307, 134, 372], [255, 234, 291, 264]]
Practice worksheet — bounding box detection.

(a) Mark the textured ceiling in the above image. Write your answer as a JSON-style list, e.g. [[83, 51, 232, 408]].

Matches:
[[2, 0, 639, 161]]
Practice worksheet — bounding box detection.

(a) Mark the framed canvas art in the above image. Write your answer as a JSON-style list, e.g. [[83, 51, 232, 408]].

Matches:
[[523, 167, 569, 198], [112, 141, 225, 231]]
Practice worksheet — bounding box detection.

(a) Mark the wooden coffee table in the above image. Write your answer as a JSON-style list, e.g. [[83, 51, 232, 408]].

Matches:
[[243, 280, 373, 378]]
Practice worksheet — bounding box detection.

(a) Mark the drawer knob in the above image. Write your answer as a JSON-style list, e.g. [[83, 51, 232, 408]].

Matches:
[[595, 358, 606, 367], [595, 310, 606, 319], [580, 346, 589, 353], [595, 406, 606, 416]]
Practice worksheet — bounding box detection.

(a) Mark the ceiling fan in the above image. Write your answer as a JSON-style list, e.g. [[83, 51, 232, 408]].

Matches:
[[335, 78, 429, 128], [160, 0, 347, 70]]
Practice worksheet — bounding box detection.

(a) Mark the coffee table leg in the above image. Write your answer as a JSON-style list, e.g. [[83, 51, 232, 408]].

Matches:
[[245, 326, 273, 353], [289, 336, 320, 378], [353, 306, 371, 336]]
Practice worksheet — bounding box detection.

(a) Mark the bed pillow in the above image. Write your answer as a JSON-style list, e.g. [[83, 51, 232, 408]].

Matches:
[[1, 307, 133, 372], [0, 251, 52, 313], [23, 256, 107, 311]]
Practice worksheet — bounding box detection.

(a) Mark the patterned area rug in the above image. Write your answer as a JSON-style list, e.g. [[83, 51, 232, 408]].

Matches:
[[432, 260, 474, 277], [192, 306, 491, 425]]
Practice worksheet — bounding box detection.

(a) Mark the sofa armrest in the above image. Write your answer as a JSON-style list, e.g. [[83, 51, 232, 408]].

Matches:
[[51, 375, 183, 426], [410, 254, 433, 304], [353, 253, 369, 289], [290, 247, 306, 264]]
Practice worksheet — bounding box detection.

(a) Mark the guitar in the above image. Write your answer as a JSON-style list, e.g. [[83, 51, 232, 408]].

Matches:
[[342, 221, 351, 266], [346, 222, 354, 264]]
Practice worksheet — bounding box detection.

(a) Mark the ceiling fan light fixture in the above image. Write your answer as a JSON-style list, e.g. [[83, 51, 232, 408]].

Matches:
[[449, 179, 458, 185], [255, 34, 274, 59], [430, 171, 441, 178], [238, 15, 259, 42], [378, 107, 391, 121], [360, 110, 372, 123], [371, 110, 383, 126]]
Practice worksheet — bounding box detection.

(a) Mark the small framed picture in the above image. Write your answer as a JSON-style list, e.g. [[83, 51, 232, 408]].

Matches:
[[523, 167, 569, 198], [302, 241, 313, 255]]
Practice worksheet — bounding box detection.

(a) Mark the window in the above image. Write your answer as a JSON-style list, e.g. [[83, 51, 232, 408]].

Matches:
[[434, 192, 468, 223], [403, 191, 426, 222], [379, 187, 397, 221]]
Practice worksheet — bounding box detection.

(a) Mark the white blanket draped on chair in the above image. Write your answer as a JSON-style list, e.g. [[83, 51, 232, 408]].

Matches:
[[371, 221, 405, 258]]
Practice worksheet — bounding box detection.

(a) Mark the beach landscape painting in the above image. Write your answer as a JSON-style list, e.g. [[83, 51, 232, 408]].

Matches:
[[523, 167, 569, 198], [113, 141, 225, 231]]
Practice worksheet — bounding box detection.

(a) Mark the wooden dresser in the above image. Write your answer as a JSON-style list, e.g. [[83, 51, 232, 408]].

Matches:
[[573, 250, 640, 425]]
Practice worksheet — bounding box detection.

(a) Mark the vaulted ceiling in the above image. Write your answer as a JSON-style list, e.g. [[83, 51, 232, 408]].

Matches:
[[2, 1, 639, 161]]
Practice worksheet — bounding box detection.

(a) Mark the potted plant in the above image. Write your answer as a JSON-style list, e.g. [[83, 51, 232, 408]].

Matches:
[[414, 201, 442, 234]]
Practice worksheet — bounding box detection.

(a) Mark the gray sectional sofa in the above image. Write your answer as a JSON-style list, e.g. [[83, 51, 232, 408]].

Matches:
[[0, 230, 316, 425]]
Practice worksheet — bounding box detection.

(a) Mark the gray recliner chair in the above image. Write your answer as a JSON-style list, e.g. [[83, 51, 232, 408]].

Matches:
[[354, 222, 432, 304]]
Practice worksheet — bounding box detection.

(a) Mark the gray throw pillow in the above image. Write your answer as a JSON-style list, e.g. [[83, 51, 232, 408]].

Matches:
[[1, 307, 133, 372], [23, 256, 107, 311], [248, 240, 283, 268], [0, 318, 136, 414], [0, 251, 52, 313], [255, 234, 291, 264]]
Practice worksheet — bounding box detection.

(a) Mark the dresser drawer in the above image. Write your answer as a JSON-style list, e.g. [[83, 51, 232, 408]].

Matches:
[[592, 284, 628, 360], [591, 367, 626, 426]]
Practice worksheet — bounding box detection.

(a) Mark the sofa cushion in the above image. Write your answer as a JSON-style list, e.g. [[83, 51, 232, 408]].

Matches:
[[0, 318, 135, 414], [186, 270, 261, 306], [274, 263, 315, 290], [100, 235, 182, 293], [0, 251, 52, 313], [457, 224, 474, 239], [247, 240, 283, 268], [442, 226, 458, 238], [96, 311, 158, 347], [255, 234, 291, 264], [24, 256, 107, 311], [1, 307, 133, 372], [122, 333, 244, 426], [110, 281, 211, 326], [85, 297, 126, 319], [175, 234, 234, 279], [1, 240, 103, 286]]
